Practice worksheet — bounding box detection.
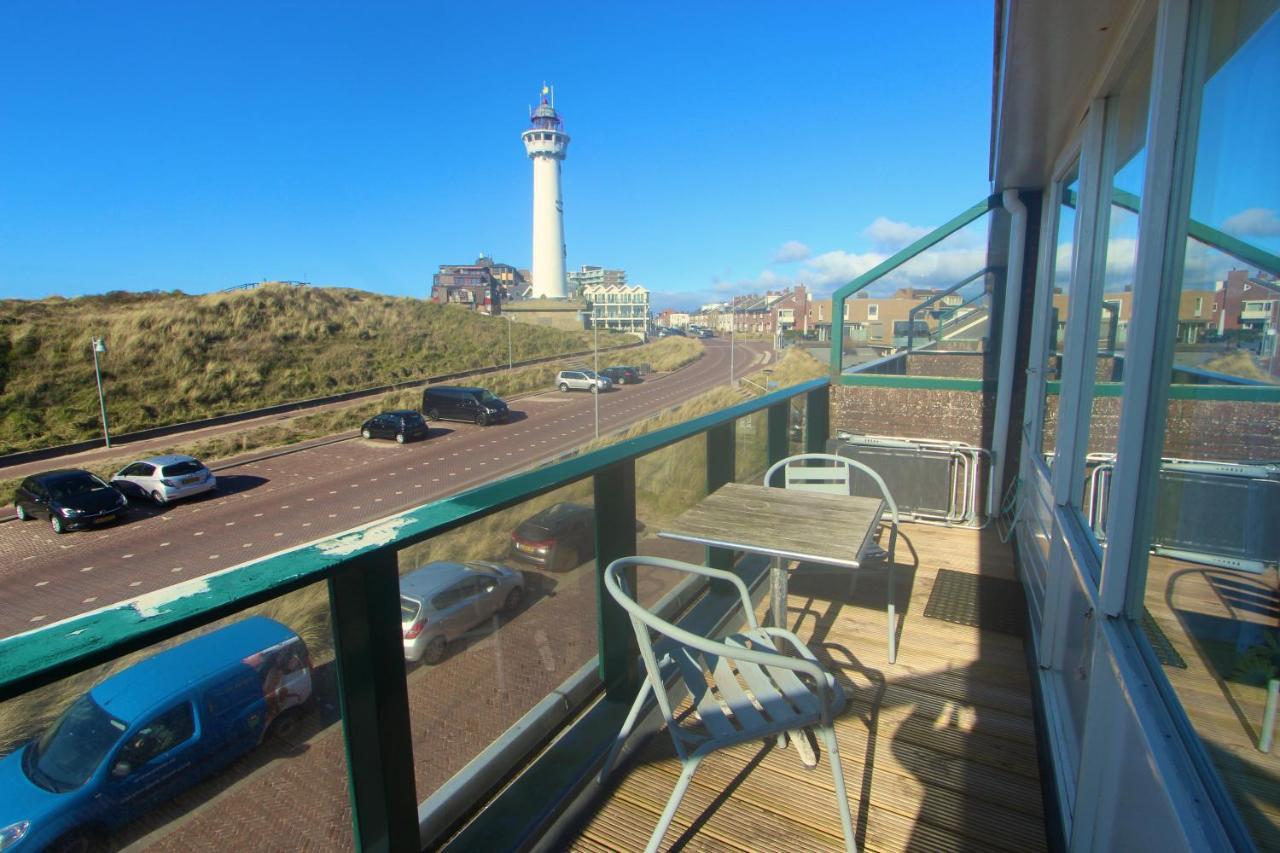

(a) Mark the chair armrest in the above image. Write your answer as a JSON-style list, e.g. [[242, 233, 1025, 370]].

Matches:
[[606, 556, 760, 632]]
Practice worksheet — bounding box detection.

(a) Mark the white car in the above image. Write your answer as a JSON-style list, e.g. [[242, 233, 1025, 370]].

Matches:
[[110, 454, 217, 505], [400, 561, 525, 664], [556, 369, 612, 392]]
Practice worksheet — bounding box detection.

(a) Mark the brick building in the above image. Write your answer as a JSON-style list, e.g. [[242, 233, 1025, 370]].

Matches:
[[430, 255, 527, 314]]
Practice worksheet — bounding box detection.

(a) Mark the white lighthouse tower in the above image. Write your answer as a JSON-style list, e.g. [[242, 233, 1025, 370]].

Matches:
[[522, 85, 571, 299]]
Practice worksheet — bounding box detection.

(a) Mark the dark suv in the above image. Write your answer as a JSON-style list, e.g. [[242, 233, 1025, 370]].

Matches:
[[508, 502, 596, 572], [14, 469, 129, 534], [422, 386, 510, 426], [600, 366, 641, 385], [361, 410, 431, 443]]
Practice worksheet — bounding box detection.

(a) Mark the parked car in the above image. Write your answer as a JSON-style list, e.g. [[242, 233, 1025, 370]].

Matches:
[[509, 502, 596, 572], [361, 410, 431, 444], [556, 369, 612, 393], [421, 386, 510, 426], [110, 454, 216, 506], [658, 326, 686, 337], [599, 366, 641, 385], [693, 327, 715, 338], [0, 616, 311, 851], [13, 470, 129, 534], [400, 561, 525, 664]]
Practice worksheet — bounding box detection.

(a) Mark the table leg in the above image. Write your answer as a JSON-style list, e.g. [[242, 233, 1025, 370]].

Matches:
[[770, 556, 786, 630], [768, 558, 815, 766]]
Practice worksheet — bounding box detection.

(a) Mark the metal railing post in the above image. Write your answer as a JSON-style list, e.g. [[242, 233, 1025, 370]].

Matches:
[[594, 460, 639, 700], [705, 422, 736, 574], [767, 401, 789, 467], [805, 384, 830, 454], [329, 550, 420, 852]]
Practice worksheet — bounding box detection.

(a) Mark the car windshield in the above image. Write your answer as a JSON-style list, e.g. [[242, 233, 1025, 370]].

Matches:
[[47, 473, 111, 500], [400, 596, 421, 622], [160, 461, 203, 477], [24, 694, 126, 793], [581, 370, 598, 379], [479, 391, 502, 405]]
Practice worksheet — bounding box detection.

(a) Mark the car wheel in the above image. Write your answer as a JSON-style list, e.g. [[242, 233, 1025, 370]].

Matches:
[[14, 504, 27, 521], [362, 428, 372, 439], [502, 586, 524, 613], [474, 412, 488, 426], [558, 382, 570, 392], [395, 432, 406, 444], [422, 636, 447, 665], [50, 514, 65, 534], [266, 707, 304, 742], [426, 408, 440, 421], [150, 490, 167, 506]]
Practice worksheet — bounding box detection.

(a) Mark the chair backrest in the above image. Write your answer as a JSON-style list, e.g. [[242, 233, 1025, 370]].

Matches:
[[764, 452, 900, 524], [603, 556, 764, 754]]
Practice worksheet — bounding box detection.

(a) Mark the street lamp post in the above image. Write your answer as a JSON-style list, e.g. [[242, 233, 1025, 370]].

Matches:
[[503, 314, 515, 371], [729, 301, 736, 387], [593, 321, 600, 440], [91, 336, 111, 448]]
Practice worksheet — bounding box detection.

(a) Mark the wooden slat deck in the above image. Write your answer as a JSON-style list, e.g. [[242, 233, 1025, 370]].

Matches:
[[1144, 554, 1280, 849], [567, 525, 1049, 852]]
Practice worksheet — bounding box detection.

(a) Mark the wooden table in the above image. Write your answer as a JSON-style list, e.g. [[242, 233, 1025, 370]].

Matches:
[[658, 482, 886, 642]]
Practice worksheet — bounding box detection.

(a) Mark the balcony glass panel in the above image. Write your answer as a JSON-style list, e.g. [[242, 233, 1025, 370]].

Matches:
[[1077, 30, 1153, 570], [0, 580, 354, 850], [1039, 164, 1080, 464], [1133, 5, 1280, 846], [396, 481, 598, 807]]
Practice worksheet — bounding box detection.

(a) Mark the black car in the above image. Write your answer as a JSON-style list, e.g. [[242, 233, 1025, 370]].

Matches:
[[13, 469, 129, 534], [508, 502, 596, 572], [361, 410, 431, 444], [422, 386, 510, 426], [600, 366, 641, 385]]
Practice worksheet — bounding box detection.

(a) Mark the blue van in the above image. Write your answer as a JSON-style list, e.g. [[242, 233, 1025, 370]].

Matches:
[[0, 616, 312, 851]]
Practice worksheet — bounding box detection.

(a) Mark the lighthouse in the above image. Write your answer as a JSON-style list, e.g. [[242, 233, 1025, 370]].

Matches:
[[522, 85, 571, 299]]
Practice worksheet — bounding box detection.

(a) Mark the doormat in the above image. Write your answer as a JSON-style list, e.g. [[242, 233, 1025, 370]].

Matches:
[[922, 569, 1026, 637]]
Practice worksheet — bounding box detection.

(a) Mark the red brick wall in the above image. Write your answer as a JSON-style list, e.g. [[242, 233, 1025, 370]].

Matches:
[[1041, 395, 1280, 461], [831, 385, 993, 446]]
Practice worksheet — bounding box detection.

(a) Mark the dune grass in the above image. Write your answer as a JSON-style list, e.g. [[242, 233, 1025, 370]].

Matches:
[[1200, 349, 1278, 384], [0, 347, 820, 755], [0, 284, 636, 454]]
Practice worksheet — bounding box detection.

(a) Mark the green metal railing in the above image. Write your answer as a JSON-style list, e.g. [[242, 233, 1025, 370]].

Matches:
[[829, 194, 1002, 376], [0, 376, 831, 851]]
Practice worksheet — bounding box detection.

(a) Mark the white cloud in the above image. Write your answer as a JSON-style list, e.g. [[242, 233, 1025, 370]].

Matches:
[[772, 240, 811, 263], [1222, 207, 1280, 238], [864, 216, 931, 251]]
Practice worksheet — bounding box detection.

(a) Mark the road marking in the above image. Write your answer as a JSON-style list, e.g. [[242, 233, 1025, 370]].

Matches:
[[395, 490, 403, 495], [225, 521, 235, 526], [34, 581, 48, 587], [242, 543, 253, 548], [254, 512, 264, 518], [352, 506, 361, 510], [30, 615, 45, 623], [160, 542, 170, 547], [129, 581, 141, 587], [80, 566, 93, 572], [172, 567, 183, 573], [274, 532, 284, 537], [209, 554, 219, 559], [302, 522, 312, 527], [374, 498, 383, 503], [280, 505, 290, 509], [306, 497, 315, 502], [329, 514, 337, 518], [330, 490, 338, 495], [82, 597, 98, 604], [122, 553, 134, 559]]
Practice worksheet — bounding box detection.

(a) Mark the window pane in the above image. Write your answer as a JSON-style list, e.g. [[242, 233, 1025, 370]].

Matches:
[[1136, 5, 1280, 847], [1079, 32, 1154, 565], [1039, 165, 1079, 463]]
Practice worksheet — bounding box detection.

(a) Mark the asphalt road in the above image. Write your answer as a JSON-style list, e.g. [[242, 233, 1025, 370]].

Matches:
[[0, 339, 769, 638]]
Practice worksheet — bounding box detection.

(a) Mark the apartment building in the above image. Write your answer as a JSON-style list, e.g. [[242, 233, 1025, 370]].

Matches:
[[582, 282, 649, 334]]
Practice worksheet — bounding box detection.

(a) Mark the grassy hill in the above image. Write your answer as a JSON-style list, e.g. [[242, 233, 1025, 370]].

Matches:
[[0, 285, 629, 454]]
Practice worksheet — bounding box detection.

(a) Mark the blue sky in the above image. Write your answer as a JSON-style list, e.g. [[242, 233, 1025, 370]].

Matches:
[[0, 2, 999, 310]]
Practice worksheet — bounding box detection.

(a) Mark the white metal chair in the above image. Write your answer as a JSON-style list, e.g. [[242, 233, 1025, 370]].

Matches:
[[599, 556, 856, 853], [764, 452, 901, 663]]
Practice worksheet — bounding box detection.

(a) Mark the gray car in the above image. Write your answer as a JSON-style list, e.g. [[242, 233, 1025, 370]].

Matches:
[[400, 561, 524, 664], [110, 454, 216, 505], [556, 369, 612, 393]]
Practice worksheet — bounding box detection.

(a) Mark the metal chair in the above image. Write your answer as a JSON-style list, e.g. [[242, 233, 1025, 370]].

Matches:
[[599, 556, 856, 853], [764, 452, 901, 663]]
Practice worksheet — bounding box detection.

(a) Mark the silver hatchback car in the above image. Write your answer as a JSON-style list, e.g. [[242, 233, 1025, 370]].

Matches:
[[556, 369, 612, 393], [400, 561, 524, 664], [110, 454, 217, 505]]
